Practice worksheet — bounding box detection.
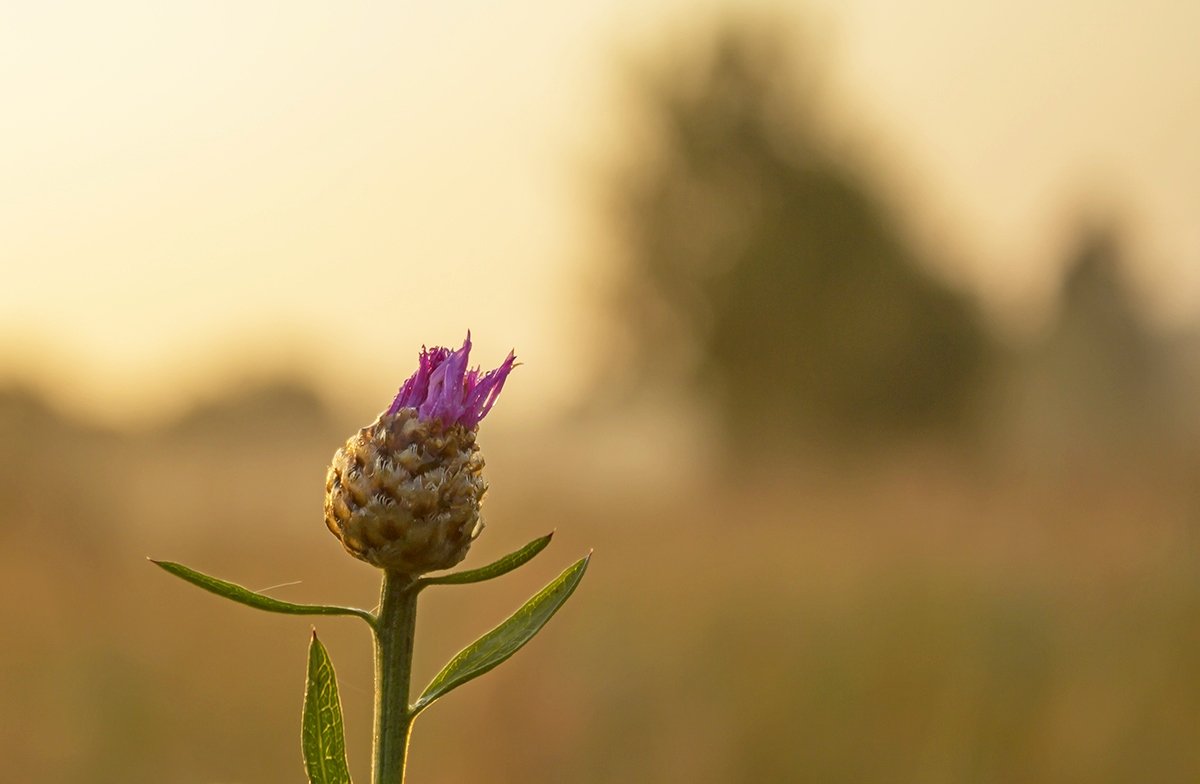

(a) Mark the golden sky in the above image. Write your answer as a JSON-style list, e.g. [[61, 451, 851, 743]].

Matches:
[[3, 0, 1198, 425]]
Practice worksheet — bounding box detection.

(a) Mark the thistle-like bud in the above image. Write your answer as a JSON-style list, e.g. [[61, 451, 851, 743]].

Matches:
[[325, 334, 516, 575]]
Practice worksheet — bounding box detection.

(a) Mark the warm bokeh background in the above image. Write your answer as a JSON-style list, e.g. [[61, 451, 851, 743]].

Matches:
[[4, 3, 1200, 782]]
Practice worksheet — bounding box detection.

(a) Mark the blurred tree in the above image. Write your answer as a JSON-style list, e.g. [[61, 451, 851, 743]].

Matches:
[[0, 384, 120, 549], [601, 19, 994, 451], [164, 376, 336, 442], [1026, 222, 1174, 453]]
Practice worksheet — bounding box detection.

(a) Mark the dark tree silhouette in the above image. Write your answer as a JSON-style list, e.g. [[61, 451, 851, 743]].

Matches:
[[1027, 222, 1174, 452], [603, 20, 993, 449]]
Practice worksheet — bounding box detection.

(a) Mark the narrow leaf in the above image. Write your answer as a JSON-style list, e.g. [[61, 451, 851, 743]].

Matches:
[[302, 632, 352, 784], [414, 553, 590, 714], [151, 560, 375, 628], [418, 532, 555, 588]]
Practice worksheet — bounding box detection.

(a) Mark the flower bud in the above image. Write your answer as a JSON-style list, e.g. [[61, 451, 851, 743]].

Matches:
[[324, 334, 515, 575]]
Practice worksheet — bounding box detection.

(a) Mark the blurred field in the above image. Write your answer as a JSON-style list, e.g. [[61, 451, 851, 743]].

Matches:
[[2, 380, 1198, 783]]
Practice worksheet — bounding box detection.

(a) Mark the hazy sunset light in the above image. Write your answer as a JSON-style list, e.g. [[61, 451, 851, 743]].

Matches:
[[3, 0, 1198, 424]]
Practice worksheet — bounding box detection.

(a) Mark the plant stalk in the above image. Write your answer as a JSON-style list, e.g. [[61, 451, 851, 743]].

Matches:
[[372, 570, 419, 784]]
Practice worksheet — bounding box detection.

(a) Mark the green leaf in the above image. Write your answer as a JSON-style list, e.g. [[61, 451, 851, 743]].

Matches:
[[150, 560, 375, 628], [302, 632, 352, 784], [417, 532, 555, 589], [413, 553, 590, 714]]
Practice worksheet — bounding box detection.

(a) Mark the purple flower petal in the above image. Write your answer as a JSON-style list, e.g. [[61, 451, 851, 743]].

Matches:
[[386, 333, 515, 429]]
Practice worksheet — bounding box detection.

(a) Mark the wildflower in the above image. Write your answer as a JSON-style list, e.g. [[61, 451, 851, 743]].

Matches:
[[324, 334, 516, 575]]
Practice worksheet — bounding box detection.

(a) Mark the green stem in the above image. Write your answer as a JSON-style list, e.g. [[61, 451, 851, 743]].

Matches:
[[373, 570, 419, 784]]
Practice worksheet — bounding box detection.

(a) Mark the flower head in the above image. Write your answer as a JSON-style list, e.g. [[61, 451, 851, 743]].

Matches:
[[387, 333, 516, 430], [323, 334, 516, 575]]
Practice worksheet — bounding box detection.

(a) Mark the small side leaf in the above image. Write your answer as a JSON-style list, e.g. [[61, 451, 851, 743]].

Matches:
[[151, 560, 375, 628], [302, 632, 352, 784], [418, 532, 555, 589], [413, 553, 590, 714]]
